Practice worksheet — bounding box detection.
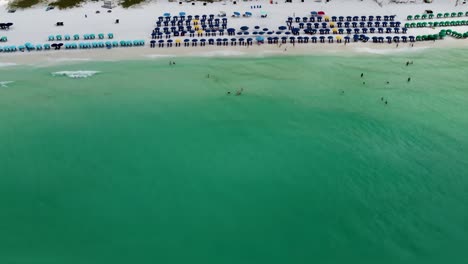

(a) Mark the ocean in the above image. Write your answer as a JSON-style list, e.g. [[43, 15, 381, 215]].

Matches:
[[1, 49, 468, 264]]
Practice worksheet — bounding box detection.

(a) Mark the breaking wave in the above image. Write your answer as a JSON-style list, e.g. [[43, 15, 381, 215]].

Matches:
[[0, 81, 14, 87], [52, 71, 100, 79]]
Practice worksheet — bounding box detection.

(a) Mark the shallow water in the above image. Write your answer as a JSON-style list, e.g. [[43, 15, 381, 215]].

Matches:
[[1, 49, 468, 263]]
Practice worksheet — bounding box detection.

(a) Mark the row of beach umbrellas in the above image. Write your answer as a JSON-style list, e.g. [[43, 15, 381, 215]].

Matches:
[[407, 12, 468, 20], [48, 33, 114, 41], [405, 20, 468, 28], [0, 40, 145, 53]]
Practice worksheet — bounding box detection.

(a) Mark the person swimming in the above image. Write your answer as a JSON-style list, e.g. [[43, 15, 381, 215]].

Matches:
[[236, 88, 244, 96], [408, 77, 411, 82], [361, 73, 364, 78]]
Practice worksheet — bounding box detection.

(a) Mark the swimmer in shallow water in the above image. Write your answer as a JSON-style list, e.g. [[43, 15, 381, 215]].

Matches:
[[236, 88, 244, 96]]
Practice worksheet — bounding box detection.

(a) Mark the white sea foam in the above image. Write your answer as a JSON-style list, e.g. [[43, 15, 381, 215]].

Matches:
[[194, 50, 247, 57], [353, 47, 429, 55], [52, 71, 100, 79], [0, 81, 14, 87], [145, 54, 177, 59], [48, 58, 92, 62], [0, 63, 17, 68]]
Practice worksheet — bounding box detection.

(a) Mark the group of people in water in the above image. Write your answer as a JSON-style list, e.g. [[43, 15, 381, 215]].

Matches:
[[206, 73, 243, 96], [357, 60, 415, 105]]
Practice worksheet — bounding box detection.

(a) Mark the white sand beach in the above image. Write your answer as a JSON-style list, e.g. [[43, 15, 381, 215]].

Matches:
[[1, 0, 467, 65]]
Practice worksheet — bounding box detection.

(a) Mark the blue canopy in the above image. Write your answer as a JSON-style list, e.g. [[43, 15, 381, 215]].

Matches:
[[278, 26, 287, 30], [245, 12, 252, 16], [164, 13, 170, 17], [240, 26, 249, 31], [234, 12, 240, 16], [256, 36, 264, 41]]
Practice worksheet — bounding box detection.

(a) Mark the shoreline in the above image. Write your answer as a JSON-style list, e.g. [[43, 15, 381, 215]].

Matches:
[[1, 38, 466, 67], [2, 0, 468, 67]]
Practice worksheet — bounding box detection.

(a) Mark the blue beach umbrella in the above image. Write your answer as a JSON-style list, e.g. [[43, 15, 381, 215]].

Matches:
[[240, 26, 249, 31], [164, 13, 170, 17]]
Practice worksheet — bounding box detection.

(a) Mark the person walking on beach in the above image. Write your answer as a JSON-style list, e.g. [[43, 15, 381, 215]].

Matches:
[[85, 14, 87, 18]]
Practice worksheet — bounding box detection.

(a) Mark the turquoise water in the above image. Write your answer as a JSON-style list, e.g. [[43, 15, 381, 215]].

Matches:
[[1, 49, 468, 263]]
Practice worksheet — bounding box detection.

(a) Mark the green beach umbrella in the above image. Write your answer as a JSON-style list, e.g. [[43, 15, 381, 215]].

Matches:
[[429, 14, 434, 19], [445, 21, 451, 26], [428, 22, 433, 27], [416, 35, 422, 41], [422, 14, 427, 19], [450, 21, 456, 26], [444, 13, 450, 18], [437, 13, 443, 18], [458, 12, 463, 17], [410, 22, 416, 28], [422, 22, 427, 27], [432, 34, 439, 39], [433, 21, 439, 27], [405, 22, 410, 28], [415, 14, 421, 20], [455, 21, 461, 26], [446, 29, 452, 34], [407, 15, 413, 20], [466, 11, 468, 16], [416, 22, 422, 27], [463, 32, 468, 38], [451, 12, 457, 17]]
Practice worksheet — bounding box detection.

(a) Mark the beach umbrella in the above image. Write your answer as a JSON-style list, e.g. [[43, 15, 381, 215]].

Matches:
[[164, 13, 170, 17], [318, 11, 325, 16], [278, 26, 287, 31], [240, 26, 249, 31], [234, 12, 240, 16], [311, 11, 318, 16]]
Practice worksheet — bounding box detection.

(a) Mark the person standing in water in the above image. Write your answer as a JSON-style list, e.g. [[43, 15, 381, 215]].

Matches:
[[361, 73, 364, 78], [408, 77, 411, 82]]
